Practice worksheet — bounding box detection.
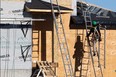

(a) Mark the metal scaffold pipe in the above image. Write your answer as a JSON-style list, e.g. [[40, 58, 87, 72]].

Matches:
[[0, 18, 45, 22], [104, 26, 106, 69]]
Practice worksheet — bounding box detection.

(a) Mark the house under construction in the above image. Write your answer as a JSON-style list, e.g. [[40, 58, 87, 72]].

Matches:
[[0, 0, 116, 77]]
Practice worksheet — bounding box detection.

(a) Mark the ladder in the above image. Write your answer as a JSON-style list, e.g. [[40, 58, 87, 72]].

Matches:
[[99, 25, 106, 69], [50, 0, 73, 77], [79, 37, 91, 77], [74, 30, 91, 77], [81, 1, 104, 77]]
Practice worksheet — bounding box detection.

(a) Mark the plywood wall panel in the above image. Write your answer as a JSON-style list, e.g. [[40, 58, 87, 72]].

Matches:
[[32, 13, 116, 77]]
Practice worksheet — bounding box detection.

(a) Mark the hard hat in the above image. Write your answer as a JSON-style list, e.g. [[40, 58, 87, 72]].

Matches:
[[92, 21, 97, 26]]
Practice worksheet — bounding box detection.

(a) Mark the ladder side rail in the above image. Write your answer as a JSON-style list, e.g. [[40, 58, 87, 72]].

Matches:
[[80, 1, 93, 35], [56, 6, 74, 76], [50, 2, 68, 76], [83, 43, 91, 77], [80, 2, 88, 36], [95, 43, 104, 77], [85, 55, 91, 77], [93, 24, 104, 77], [87, 38, 97, 77], [53, 12, 73, 76], [99, 25, 106, 69], [36, 69, 42, 77], [104, 26, 106, 69], [92, 25, 104, 77]]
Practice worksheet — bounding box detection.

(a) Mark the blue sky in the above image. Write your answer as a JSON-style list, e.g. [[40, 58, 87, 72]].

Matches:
[[87, 0, 116, 11]]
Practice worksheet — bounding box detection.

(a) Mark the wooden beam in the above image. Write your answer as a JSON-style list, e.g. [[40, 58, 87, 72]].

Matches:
[[26, 6, 72, 13]]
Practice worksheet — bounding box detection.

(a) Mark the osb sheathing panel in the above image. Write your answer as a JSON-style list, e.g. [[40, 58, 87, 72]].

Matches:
[[104, 30, 116, 77], [53, 0, 72, 8], [32, 13, 116, 77]]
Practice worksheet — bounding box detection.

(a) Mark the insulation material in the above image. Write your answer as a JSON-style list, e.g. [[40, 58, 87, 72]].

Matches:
[[0, 24, 32, 77]]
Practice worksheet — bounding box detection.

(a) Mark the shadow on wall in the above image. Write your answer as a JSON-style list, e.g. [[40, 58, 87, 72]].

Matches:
[[32, 13, 54, 61], [73, 35, 85, 76]]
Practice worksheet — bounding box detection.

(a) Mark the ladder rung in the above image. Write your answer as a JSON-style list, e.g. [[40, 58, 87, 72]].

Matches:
[[56, 21, 61, 24], [83, 57, 90, 59], [59, 39, 65, 42], [82, 63, 89, 65], [83, 51, 90, 53], [86, 21, 91, 22], [58, 32, 63, 34], [82, 69, 88, 71], [78, 33, 83, 35], [58, 26, 63, 29], [53, 6, 59, 8], [85, 16, 91, 17], [64, 63, 71, 65], [87, 26, 92, 27], [84, 45, 89, 47], [64, 58, 70, 61]]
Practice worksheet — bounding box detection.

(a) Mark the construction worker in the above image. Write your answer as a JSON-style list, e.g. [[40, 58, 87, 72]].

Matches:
[[87, 20, 102, 41]]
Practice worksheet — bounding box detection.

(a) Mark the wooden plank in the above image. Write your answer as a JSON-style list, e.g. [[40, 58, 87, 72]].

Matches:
[[26, 7, 72, 13], [37, 61, 58, 68], [36, 61, 58, 76]]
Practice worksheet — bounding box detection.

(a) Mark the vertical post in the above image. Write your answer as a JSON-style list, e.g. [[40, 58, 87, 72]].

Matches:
[[82, 29, 84, 42], [89, 44, 97, 77], [0, 24, 2, 77], [52, 26, 54, 62], [104, 26, 106, 69], [98, 41, 100, 66]]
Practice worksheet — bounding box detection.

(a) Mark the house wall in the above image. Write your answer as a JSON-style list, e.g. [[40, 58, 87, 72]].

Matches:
[[55, 14, 116, 77], [32, 13, 116, 77], [42, 0, 72, 8], [104, 30, 116, 77]]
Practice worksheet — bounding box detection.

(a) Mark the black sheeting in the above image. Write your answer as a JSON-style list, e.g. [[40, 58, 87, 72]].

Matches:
[[0, 24, 32, 29], [70, 1, 116, 29], [71, 15, 116, 25], [25, 0, 72, 11], [70, 16, 116, 29]]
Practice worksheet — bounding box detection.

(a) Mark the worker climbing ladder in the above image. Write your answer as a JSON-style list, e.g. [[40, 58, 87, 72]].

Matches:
[[50, 0, 73, 77], [80, 1, 104, 77]]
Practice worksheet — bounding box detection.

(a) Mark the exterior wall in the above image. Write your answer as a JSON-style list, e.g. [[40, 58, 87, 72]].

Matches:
[[104, 30, 116, 77], [32, 13, 116, 77], [55, 14, 116, 77], [42, 0, 72, 8]]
